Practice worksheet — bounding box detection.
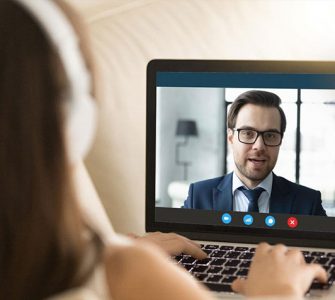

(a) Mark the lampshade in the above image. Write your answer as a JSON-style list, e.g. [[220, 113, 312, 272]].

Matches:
[[176, 119, 198, 137]]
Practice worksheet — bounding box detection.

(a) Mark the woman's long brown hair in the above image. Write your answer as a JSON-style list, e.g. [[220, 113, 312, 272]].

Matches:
[[0, 1, 103, 299]]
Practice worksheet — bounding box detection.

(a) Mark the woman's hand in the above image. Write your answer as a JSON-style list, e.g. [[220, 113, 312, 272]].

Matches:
[[127, 231, 207, 259], [105, 241, 214, 300], [232, 243, 328, 298]]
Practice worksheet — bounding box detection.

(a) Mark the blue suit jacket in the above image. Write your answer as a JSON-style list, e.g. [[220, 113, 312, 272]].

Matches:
[[182, 173, 327, 216]]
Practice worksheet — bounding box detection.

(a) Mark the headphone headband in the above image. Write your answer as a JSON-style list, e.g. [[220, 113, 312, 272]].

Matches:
[[13, 0, 91, 99], [13, 0, 97, 163]]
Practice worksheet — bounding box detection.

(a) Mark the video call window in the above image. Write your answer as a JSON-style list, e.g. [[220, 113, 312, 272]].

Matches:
[[156, 87, 335, 216]]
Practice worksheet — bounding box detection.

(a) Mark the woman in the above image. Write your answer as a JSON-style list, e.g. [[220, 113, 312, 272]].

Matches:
[[0, 0, 327, 299]]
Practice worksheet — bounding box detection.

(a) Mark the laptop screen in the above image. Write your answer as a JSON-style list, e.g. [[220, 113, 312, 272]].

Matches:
[[146, 60, 335, 248]]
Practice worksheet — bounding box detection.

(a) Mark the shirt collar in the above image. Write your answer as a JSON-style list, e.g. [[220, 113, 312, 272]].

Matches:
[[232, 171, 273, 195]]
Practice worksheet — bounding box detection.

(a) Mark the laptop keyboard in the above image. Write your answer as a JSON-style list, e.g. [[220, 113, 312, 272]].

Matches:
[[174, 244, 335, 294]]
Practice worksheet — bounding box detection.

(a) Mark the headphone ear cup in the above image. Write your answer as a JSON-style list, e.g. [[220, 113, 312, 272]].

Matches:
[[65, 95, 97, 164]]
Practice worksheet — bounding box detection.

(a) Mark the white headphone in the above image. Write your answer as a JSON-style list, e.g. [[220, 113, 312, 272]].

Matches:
[[13, 0, 97, 163]]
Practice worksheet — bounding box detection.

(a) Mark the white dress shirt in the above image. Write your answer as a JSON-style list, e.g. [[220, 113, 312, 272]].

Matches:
[[232, 172, 273, 213]]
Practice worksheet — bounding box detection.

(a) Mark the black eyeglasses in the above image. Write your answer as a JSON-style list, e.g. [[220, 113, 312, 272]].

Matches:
[[233, 128, 282, 147]]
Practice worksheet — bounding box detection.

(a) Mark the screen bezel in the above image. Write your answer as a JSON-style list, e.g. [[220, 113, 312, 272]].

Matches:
[[146, 59, 335, 248]]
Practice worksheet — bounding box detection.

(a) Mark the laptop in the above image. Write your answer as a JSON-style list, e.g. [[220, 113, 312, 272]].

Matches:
[[146, 59, 335, 298]]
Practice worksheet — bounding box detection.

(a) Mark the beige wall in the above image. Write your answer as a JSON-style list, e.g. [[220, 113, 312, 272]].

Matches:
[[68, 0, 335, 234]]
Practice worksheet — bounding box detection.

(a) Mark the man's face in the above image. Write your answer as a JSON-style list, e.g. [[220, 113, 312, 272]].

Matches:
[[228, 104, 282, 188]]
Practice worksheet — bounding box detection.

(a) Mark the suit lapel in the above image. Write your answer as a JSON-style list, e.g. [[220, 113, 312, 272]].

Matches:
[[210, 173, 294, 213], [213, 173, 233, 211], [270, 174, 292, 214]]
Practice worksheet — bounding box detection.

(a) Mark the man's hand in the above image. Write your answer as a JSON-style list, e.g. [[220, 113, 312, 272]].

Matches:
[[127, 231, 207, 259]]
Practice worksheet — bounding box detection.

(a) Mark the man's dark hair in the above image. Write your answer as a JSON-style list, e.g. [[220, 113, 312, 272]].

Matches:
[[227, 90, 286, 134]]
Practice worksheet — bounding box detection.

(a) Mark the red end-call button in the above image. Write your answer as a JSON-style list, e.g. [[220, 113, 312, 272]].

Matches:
[[287, 217, 298, 228]]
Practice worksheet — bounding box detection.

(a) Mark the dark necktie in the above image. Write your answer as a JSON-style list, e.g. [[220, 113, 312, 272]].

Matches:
[[238, 187, 264, 212]]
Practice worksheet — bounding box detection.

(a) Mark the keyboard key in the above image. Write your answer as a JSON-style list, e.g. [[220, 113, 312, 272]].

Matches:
[[193, 273, 208, 281], [328, 273, 335, 283], [327, 252, 335, 257], [204, 283, 233, 292], [240, 252, 253, 260], [225, 259, 240, 267], [310, 282, 331, 290], [207, 266, 222, 274], [236, 268, 249, 276], [207, 274, 222, 283], [221, 267, 237, 275], [329, 258, 335, 265], [311, 252, 325, 257], [328, 276, 335, 285], [239, 260, 251, 268], [225, 251, 241, 259], [235, 247, 249, 252], [249, 248, 256, 252], [221, 276, 237, 283], [220, 245, 234, 251], [192, 265, 208, 273], [182, 264, 193, 271], [195, 258, 211, 265], [180, 256, 197, 264], [323, 265, 331, 272], [210, 258, 226, 266], [328, 266, 335, 276], [210, 250, 226, 258], [203, 249, 213, 255], [205, 244, 219, 250], [314, 257, 329, 265], [305, 256, 314, 263], [174, 255, 183, 262]]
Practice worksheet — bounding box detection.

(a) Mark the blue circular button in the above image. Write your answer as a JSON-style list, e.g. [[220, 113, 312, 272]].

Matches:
[[243, 214, 254, 226], [222, 213, 232, 224], [265, 215, 276, 227]]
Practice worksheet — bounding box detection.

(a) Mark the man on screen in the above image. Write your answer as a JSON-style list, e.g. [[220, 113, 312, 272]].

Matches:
[[182, 90, 327, 216]]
